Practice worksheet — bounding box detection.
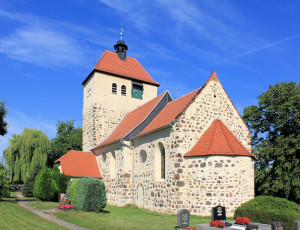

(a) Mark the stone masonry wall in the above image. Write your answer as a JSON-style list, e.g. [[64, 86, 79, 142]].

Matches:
[[82, 103, 128, 151]]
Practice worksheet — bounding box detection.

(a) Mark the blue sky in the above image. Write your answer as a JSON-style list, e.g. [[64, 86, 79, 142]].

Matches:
[[1, 0, 300, 161]]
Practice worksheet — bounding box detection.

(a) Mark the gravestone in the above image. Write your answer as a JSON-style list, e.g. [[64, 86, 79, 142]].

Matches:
[[271, 222, 284, 230], [211, 206, 232, 227], [177, 209, 190, 229], [212, 206, 226, 221], [60, 193, 68, 204], [246, 224, 259, 230], [295, 221, 300, 230]]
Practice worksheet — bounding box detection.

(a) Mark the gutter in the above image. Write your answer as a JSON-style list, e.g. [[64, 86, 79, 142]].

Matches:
[[131, 123, 173, 141]]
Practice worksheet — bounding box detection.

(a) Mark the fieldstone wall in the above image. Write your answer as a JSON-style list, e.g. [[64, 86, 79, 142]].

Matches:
[[92, 78, 255, 217]]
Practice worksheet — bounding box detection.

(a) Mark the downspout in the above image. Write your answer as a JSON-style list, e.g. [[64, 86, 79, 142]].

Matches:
[[120, 138, 135, 205]]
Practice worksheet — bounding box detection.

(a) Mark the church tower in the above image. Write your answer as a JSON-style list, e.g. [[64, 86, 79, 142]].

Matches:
[[82, 35, 160, 151]]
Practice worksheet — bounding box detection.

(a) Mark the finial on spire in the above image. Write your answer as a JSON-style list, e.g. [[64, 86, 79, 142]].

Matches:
[[120, 22, 124, 40]]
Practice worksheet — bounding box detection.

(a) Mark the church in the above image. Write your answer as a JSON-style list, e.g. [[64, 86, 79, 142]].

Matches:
[[56, 37, 256, 216]]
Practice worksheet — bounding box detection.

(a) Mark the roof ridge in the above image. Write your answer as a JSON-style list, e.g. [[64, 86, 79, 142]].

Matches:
[[207, 119, 218, 154], [123, 91, 169, 138], [218, 120, 236, 154]]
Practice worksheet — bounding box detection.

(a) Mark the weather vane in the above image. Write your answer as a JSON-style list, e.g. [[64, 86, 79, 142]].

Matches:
[[120, 22, 124, 40]]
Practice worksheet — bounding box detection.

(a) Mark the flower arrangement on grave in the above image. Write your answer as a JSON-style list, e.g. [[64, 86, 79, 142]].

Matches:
[[235, 217, 250, 225], [184, 227, 196, 230], [210, 220, 225, 228], [59, 204, 74, 209]]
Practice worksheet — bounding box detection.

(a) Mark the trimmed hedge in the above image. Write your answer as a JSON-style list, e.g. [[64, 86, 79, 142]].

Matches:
[[34, 167, 58, 201], [0, 169, 10, 199], [66, 179, 79, 205], [75, 177, 106, 212], [52, 164, 70, 200], [234, 196, 300, 230]]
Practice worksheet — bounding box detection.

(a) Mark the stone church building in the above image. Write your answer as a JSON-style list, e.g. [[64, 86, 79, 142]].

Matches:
[[56, 38, 256, 216]]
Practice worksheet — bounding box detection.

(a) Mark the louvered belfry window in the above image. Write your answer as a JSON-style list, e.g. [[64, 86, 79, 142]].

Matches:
[[121, 85, 126, 96], [112, 83, 117, 94]]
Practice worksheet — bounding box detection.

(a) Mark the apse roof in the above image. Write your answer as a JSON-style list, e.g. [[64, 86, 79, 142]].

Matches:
[[184, 119, 256, 159]]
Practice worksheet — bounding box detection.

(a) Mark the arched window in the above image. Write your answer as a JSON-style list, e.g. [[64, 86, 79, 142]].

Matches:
[[139, 150, 147, 163], [112, 83, 117, 94], [121, 85, 126, 96], [155, 142, 166, 180], [159, 143, 166, 180]]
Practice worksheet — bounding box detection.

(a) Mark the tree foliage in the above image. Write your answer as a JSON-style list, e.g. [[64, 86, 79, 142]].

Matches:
[[34, 167, 57, 201], [0, 98, 8, 136], [22, 165, 42, 197], [51, 164, 70, 199], [243, 82, 300, 203], [0, 169, 10, 199], [47, 120, 82, 167], [3, 128, 50, 183]]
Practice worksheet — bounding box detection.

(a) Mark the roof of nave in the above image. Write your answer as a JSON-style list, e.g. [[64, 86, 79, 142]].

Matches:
[[82, 50, 160, 86], [184, 119, 257, 159], [92, 91, 171, 150], [55, 150, 102, 178]]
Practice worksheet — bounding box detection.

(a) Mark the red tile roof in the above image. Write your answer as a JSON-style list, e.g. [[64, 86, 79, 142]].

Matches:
[[137, 87, 202, 137], [93, 91, 168, 149], [55, 150, 102, 177], [82, 50, 159, 86], [185, 119, 256, 159]]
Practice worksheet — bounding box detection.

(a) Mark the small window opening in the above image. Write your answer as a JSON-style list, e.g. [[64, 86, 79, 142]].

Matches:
[[121, 85, 126, 96], [112, 83, 117, 94]]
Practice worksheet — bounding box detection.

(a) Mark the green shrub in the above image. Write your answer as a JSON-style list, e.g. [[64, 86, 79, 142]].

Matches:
[[52, 165, 70, 201], [22, 165, 42, 197], [234, 196, 300, 230], [66, 179, 79, 205], [34, 167, 58, 201], [75, 177, 106, 212], [0, 169, 10, 199]]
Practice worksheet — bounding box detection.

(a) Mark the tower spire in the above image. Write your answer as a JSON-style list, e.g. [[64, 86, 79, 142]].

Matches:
[[114, 23, 128, 61]]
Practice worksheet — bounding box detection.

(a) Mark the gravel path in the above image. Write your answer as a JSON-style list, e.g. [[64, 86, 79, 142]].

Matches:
[[16, 192, 88, 230]]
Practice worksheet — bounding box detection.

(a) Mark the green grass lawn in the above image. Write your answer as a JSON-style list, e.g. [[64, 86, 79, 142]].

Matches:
[[3, 193, 233, 230], [54, 205, 214, 230], [27, 199, 220, 230], [0, 193, 67, 230]]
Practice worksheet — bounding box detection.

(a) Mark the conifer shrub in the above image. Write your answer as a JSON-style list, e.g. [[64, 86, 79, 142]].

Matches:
[[22, 165, 42, 197], [234, 196, 300, 230], [34, 167, 58, 201], [0, 169, 10, 199], [75, 177, 106, 212], [52, 164, 70, 201], [66, 179, 79, 205]]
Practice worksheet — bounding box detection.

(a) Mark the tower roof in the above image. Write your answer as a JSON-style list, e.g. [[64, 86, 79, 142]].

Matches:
[[82, 50, 160, 86], [184, 119, 256, 159]]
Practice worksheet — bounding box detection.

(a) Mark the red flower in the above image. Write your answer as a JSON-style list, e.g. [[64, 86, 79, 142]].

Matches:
[[210, 220, 225, 228], [59, 205, 66, 209], [66, 205, 73, 209], [235, 217, 250, 225]]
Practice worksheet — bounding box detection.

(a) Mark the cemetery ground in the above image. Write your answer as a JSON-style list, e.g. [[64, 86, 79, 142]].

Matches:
[[1, 192, 233, 230]]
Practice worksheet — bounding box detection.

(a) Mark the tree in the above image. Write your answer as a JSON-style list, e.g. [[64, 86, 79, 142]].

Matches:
[[0, 169, 10, 199], [243, 82, 300, 203], [47, 120, 82, 167], [0, 98, 8, 136], [51, 164, 70, 200], [34, 167, 57, 201], [3, 128, 50, 183], [22, 165, 42, 197]]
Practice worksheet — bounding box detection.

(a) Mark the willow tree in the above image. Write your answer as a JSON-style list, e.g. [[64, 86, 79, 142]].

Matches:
[[3, 128, 50, 182]]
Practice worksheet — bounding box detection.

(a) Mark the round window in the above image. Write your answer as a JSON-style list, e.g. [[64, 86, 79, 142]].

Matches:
[[139, 150, 147, 163], [102, 153, 106, 162]]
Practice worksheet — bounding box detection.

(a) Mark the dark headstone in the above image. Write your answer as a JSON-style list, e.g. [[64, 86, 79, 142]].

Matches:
[[211, 206, 226, 221], [177, 209, 190, 228], [246, 224, 259, 230], [294, 221, 300, 230], [271, 222, 284, 230]]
